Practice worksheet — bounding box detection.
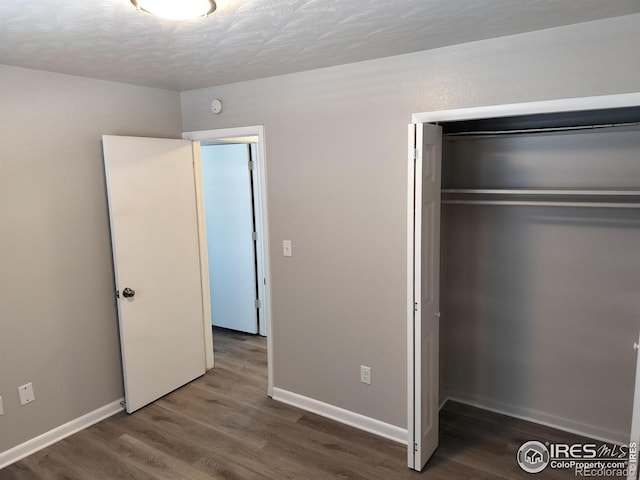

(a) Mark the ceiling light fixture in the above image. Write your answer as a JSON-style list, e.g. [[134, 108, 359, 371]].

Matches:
[[130, 0, 216, 20]]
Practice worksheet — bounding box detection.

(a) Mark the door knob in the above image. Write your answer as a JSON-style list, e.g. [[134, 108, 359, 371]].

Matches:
[[122, 287, 136, 298]]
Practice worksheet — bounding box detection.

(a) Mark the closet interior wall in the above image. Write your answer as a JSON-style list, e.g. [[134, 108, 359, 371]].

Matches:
[[439, 113, 640, 444]]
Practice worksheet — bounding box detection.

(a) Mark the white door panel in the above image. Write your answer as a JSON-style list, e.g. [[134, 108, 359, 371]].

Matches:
[[201, 144, 258, 334], [103, 135, 206, 413], [412, 123, 442, 470]]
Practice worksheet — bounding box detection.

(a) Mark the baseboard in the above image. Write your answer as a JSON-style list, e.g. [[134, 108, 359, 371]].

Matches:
[[272, 388, 407, 445], [0, 398, 124, 470], [443, 393, 628, 445]]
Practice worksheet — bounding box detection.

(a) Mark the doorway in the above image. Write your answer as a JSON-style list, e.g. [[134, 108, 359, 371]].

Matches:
[[200, 141, 263, 335], [184, 125, 273, 397]]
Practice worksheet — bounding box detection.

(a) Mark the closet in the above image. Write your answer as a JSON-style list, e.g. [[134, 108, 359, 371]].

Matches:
[[438, 106, 640, 444]]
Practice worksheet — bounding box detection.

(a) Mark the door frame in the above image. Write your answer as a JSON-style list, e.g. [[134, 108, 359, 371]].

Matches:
[[407, 92, 640, 469], [183, 125, 274, 397]]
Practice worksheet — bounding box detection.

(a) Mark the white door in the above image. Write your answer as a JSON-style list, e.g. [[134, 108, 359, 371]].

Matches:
[[201, 144, 258, 334], [410, 123, 442, 470], [102, 135, 206, 413]]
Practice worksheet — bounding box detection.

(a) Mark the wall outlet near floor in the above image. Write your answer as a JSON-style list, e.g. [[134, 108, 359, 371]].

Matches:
[[18, 383, 35, 405], [360, 365, 371, 385]]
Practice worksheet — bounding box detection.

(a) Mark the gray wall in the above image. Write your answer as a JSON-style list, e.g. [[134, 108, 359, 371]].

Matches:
[[181, 14, 640, 430], [0, 65, 182, 452]]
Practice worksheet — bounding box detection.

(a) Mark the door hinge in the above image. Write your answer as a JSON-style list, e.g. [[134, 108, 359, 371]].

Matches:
[[252, 231, 257, 241], [248, 160, 255, 171], [413, 148, 418, 161], [414, 442, 418, 453], [413, 302, 418, 312], [255, 299, 261, 309], [116, 290, 120, 299]]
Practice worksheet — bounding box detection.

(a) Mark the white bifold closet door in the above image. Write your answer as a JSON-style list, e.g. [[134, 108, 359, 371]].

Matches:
[[410, 123, 442, 470], [102, 135, 206, 413]]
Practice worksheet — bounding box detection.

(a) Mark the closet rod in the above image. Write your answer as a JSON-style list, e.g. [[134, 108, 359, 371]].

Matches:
[[442, 200, 640, 209], [442, 189, 640, 196], [443, 121, 640, 137]]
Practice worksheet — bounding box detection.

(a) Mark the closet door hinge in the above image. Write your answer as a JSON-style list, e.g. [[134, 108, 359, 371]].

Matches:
[[413, 148, 418, 161], [252, 231, 257, 241], [413, 302, 418, 312], [414, 442, 418, 453], [255, 299, 261, 309], [248, 160, 255, 171]]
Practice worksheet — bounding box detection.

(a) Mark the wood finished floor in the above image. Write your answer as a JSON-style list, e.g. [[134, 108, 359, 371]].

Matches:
[[1, 328, 602, 479]]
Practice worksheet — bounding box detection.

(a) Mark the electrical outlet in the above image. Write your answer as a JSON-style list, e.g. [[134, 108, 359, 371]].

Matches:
[[18, 383, 35, 406], [0, 396, 3, 416], [360, 365, 371, 385]]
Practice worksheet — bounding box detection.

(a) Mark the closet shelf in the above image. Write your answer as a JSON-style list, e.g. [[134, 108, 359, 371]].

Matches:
[[442, 189, 640, 196], [441, 200, 640, 209], [441, 189, 640, 209]]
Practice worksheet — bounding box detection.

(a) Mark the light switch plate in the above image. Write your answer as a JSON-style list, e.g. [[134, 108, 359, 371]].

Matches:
[[283, 240, 292, 257]]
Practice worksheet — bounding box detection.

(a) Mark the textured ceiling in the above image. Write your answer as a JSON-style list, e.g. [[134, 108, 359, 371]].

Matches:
[[0, 0, 638, 91]]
